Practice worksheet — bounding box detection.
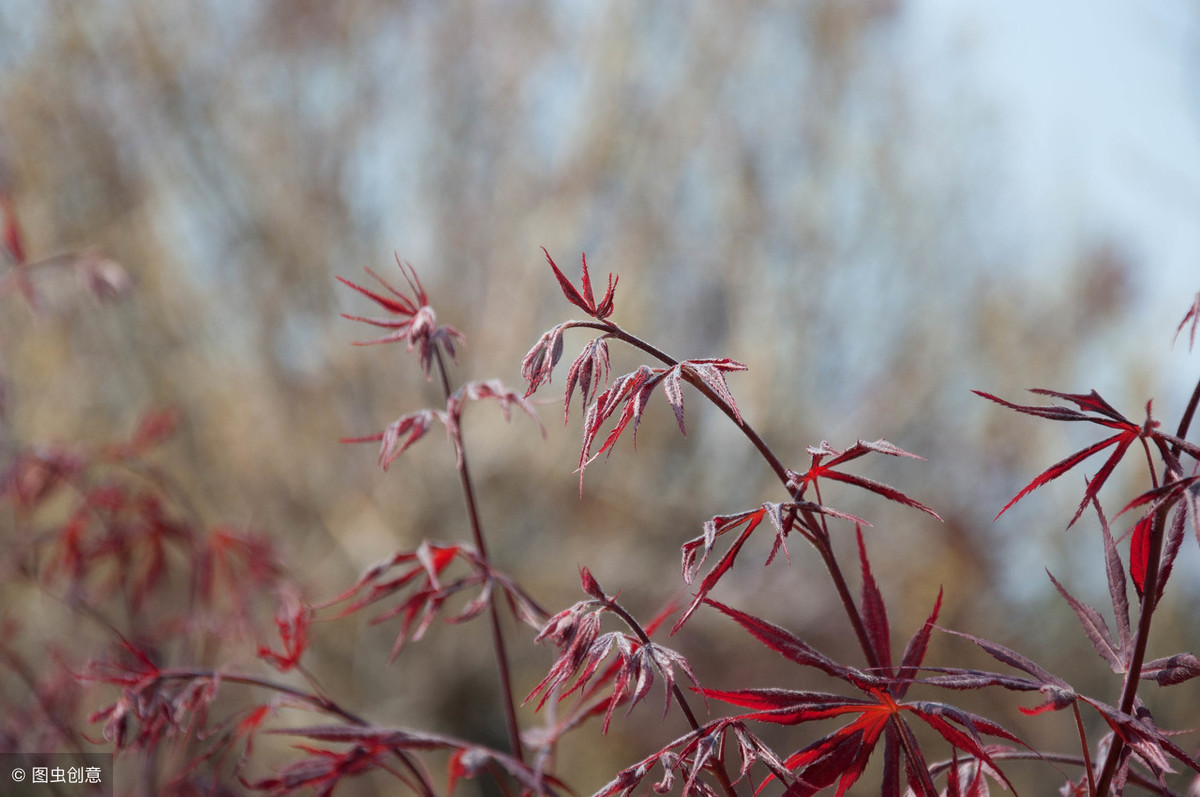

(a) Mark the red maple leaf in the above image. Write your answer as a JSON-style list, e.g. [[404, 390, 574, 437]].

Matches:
[[785, 439, 942, 521], [703, 595, 1023, 796], [975, 389, 1200, 526], [542, 248, 618, 320]]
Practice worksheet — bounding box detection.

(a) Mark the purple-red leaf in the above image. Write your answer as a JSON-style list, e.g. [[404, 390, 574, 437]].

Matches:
[[522, 323, 567, 397], [1046, 570, 1123, 673], [339, 258, 463, 378], [674, 512, 763, 633], [895, 588, 942, 700], [1094, 497, 1132, 654], [857, 527, 892, 674], [705, 599, 878, 689], [580, 566, 606, 600], [682, 359, 748, 424], [1156, 503, 1188, 605], [940, 629, 1075, 714], [574, 359, 746, 490], [662, 365, 687, 435], [1084, 698, 1200, 776]]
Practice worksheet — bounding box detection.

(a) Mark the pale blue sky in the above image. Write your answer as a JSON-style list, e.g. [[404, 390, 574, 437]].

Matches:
[[909, 0, 1199, 303]]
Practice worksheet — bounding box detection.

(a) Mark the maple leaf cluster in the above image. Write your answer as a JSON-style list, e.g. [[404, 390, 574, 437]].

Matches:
[[515, 256, 1200, 794], [337, 256, 464, 379], [12, 245, 1197, 797]]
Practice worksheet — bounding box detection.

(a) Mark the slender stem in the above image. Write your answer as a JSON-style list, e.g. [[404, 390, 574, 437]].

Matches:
[[1094, 501, 1166, 794], [811, 531, 881, 671], [161, 669, 434, 796], [163, 669, 370, 725], [0, 646, 91, 757], [433, 347, 525, 765], [924, 749, 1183, 795], [604, 600, 738, 797], [577, 321, 881, 670], [1093, 372, 1200, 794], [893, 718, 939, 797], [1071, 701, 1095, 796], [1172, 376, 1200, 456]]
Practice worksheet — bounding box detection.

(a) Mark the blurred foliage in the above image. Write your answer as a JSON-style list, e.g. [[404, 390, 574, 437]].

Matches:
[[1, 1, 1196, 793]]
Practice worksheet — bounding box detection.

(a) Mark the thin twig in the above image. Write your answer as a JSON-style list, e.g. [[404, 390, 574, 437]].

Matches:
[[576, 320, 883, 670], [604, 599, 739, 797], [432, 347, 526, 766]]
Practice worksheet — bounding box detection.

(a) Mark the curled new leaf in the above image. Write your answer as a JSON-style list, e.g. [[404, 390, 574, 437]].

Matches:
[[1141, 653, 1200, 686], [314, 541, 542, 663], [576, 359, 747, 489], [339, 257, 464, 378], [342, 410, 439, 471], [522, 323, 567, 397], [564, 337, 611, 423]]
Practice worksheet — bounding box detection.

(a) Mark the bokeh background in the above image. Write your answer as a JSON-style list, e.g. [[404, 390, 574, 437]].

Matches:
[[2, 1, 1199, 793]]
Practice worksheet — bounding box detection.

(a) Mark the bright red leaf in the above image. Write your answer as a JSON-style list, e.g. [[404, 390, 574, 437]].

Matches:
[[974, 389, 1200, 526], [785, 440, 941, 522]]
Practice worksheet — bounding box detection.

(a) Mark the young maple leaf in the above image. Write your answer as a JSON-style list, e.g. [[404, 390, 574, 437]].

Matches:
[[316, 542, 543, 664], [99, 406, 179, 461], [671, 501, 864, 634], [576, 359, 747, 489], [341, 410, 440, 471], [975, 389, 1200, 527], [316, 542, 468, 662], [256, 725, 562, 796], [338, 256, 464, 378], [521, 329, 614, 411], [257, 586, 313, 673], [197, 526, 283, 610], [343, 379, 539, 471], [528, 569, 700, 734], [542, 248, 617, 320], [83, 640, 218, 751], [443, 379, 544, 463], [0, 447, 83, 511], [593, 718, 794, 797], [785, 439, 942, 521], [563, 336, 611, 422], [172, 702, 276, 788], [522, 322, 568, 397]]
